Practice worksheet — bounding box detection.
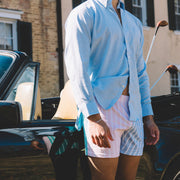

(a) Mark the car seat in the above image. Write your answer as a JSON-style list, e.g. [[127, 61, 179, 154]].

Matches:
[[52, 80, 77, 120], [15, 82, 42, 120]]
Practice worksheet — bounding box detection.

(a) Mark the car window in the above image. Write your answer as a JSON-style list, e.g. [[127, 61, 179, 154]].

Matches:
[[0, 55, 13, 79], [6, 65, 35, 120]]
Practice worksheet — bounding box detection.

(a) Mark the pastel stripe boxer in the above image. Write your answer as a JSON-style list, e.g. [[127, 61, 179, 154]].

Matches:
[[83, 95, 144, 158]]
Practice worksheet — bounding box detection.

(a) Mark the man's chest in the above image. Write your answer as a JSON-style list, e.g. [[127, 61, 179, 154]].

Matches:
[[91, 8, 141, 49]]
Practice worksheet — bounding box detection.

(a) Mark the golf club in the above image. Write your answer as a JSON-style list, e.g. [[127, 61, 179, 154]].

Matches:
[[145, 20, 168, 64], [150, 65, 178, 91]]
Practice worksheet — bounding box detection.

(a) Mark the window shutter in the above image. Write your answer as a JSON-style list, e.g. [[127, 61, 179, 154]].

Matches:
[[17, 21, 32, 59], [72, 0, 82, 8], [146, 0, 155, 27], [167, 0, 176, 30], [124, 0, 133, 13]]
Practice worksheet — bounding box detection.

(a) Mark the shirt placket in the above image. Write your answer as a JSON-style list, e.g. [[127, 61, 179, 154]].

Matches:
[[122, 10, 141, 121], [108, 4, 140, 121], [108, 5, 123, 30], [108, 6, 129, 87]]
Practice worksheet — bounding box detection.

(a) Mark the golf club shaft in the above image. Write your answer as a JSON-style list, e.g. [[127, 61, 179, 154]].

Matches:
[[145, 35, 156, 64], [150, 70, 166, 91]]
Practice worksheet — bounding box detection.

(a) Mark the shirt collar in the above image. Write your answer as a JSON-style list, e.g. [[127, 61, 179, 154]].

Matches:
[[96, 0, 125, 10]]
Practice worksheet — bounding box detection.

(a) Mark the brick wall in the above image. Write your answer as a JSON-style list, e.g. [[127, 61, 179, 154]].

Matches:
[[0, 0, 60, 98]]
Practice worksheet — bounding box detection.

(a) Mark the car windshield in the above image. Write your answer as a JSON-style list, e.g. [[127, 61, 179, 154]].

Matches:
[[0, 55, 13, 79]]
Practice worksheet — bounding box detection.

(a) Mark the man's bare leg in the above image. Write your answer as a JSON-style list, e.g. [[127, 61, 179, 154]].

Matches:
[[88, 157, 119, 180], [115, 153, 141, 180]]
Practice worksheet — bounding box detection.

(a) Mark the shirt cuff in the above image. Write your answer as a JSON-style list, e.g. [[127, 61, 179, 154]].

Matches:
[[142, 103, 154, 117], [79, 101, 99, 118]]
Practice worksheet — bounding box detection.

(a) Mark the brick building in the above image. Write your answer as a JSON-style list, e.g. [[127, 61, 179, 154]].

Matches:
[[0, 0, 63, 98], [1, 0, 180, 98]]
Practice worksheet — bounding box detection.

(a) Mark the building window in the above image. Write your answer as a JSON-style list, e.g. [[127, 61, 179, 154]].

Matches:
[[168, 0, 180, 31], [132, 0, 147, 26], [72, 0, 86, 8], [175, 0, 180, 30], [170, 71, 180, 94], [124, 0, 155, 27], [0, 21, 17, 50], [0, 8, 23, 51]]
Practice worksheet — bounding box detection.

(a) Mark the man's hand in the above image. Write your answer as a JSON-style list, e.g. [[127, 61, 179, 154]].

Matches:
[[88, 114, 113, 148], [143, 115, 160, 145]]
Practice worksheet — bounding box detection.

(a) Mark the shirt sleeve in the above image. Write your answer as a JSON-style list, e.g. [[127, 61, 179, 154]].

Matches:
[[64, 9, 99, 118], [136, 23, 154, 117]]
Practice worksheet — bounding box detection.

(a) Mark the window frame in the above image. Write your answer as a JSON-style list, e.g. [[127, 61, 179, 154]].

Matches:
[[5, 62, 40, 121], [175, 0, 180, 31], [170, 71, 180, 94], [132, 0, 147, 26], [0, 9, 23, 51], [125, 0, 155, 27], [0, 19, 18, 50], [168, 0, 180, 31]]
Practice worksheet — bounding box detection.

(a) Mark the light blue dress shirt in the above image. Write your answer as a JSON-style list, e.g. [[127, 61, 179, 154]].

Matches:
[[64, 0, 153, 130]]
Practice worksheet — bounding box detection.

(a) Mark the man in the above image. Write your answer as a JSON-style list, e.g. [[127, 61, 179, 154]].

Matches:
[[64, 0, 160, 179]]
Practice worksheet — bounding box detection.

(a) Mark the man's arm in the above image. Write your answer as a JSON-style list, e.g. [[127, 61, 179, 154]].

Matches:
[[136, 25, 153, 118], [64, 8, 113, 147], [136, 23, 160, 145], [143, 115, 160, 145], [64, 9, 99, 118]]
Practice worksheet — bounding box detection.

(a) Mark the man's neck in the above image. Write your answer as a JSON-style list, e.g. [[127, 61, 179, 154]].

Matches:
[[112, 0, 119, 9]]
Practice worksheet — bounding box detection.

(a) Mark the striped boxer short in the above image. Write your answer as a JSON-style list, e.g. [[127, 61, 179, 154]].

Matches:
[[83, 95, 144, 158]]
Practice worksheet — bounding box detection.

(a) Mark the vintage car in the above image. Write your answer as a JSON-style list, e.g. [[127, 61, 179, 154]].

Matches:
[[0, 50, 179, 180]]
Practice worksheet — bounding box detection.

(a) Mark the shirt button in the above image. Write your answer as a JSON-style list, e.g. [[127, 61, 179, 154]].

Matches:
[[122, 85, 125, 88]]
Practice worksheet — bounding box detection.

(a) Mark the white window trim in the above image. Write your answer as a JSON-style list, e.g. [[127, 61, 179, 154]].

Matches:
[[143, 26, 150, 31], [0, 19, 18, 50], [174, 30, 180, 35], [0, 8, 23, 20], [142, 0, 147, 26], [170, 71, 180, 92], [0, 9, 23, 51], [132, 0, 147, 26], [12, 21, 17, 50], [178, 72, 180, 88], [175, 0, 180, 31], [170, 64, 180, 93], [175, 0, 180, 14]]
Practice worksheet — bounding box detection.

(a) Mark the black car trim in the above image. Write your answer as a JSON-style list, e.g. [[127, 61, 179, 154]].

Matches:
[[30, 63, 40, 121], [0, 51, 29, 99], [19, 119, 76, 128], [0, 53, 16, 81]]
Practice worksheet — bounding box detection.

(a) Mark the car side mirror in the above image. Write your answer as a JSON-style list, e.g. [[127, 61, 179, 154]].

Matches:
[[0, 101, 22, 129]]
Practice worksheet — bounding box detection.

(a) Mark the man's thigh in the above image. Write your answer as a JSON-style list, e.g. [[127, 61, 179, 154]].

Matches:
[[120, 119, 144, 156], [88, 156, 119, 180], [116, 120, 143, 180], [116, 153, 141, 180]]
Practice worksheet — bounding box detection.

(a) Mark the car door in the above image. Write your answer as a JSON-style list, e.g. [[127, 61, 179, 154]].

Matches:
[[0, 61, 86, 180]]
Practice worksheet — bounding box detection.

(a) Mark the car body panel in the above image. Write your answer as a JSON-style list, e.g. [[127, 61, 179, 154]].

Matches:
[[0, 50, 179, 180]]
